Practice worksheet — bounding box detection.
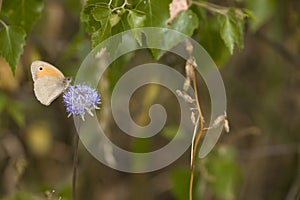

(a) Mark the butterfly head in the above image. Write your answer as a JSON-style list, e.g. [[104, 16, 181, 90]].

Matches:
[[63, 77, 72, 89]]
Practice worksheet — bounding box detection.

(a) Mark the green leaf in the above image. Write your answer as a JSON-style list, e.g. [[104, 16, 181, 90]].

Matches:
[[219, 16, 236, 54], [97, 22, 124, 58], [92, 6, 111, 24], [127, 10, 146, 45], [127, 11, 146, 29], [81, 2, 108, 33], [89, 4, 113, 48], [136, 0, 199, 59], [91, 21, 111, 48], [109, 14, 121, 27], [169, 10, 199, 35], [81, 0, 199, 59], [89, 4, 123, 48], [82, 0, 129, 48], [137, 0, 171, 28], [193, 8, 230, 66], [0, 25, 26, 74], [219, 10, 244, 54], [1, 0, 44, 33], [135, 0, 170, 58], [81, 5, 99, 33], [155, 10, 199, 59]]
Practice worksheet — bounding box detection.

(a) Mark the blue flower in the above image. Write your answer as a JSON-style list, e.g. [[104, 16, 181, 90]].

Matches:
[[63, 84, 101, 120]]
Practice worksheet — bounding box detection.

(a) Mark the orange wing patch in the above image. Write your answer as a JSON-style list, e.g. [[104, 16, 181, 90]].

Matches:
[[36, 65, 65, 78]]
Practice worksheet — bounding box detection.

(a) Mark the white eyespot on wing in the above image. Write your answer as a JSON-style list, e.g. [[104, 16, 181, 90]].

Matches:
[[33, 76, 65, 106]]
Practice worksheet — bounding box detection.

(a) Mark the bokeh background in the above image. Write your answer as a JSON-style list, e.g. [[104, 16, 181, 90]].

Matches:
[[0, 0, 299, 199]]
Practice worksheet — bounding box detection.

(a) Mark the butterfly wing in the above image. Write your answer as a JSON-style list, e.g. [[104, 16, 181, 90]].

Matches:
[[31, 60, 65, 81], [34, 76, 66, 106]]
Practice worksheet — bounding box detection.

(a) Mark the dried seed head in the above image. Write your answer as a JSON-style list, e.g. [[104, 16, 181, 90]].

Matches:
[[176, 89, 195, 103], [191, 111, 196, 125], [211, 111, 230, 133], [185, 60, 195, 81], [185, 39, 193, 55], [167, 0, 189, 23]]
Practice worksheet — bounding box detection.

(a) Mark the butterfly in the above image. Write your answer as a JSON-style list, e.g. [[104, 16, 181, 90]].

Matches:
[[31, 61, 72, 106]]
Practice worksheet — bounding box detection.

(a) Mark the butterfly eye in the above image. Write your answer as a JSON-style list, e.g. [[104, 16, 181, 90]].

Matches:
[[39, 67, 43, 70]]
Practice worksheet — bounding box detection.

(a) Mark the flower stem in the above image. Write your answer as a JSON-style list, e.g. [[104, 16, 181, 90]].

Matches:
[[72, 134, 79, 200], [191, 1, 228, 15]]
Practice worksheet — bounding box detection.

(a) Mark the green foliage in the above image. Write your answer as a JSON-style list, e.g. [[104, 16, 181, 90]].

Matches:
[[0, 0, 251, 73], [1, 0, 44, 33], [81, 0, 199, 59], [193, 7, 229, 65], [81, 1, 123, 48], [152, 9, 199, 59], [191, 5, 250, 64], [219, 9, 245, 54], [0, 0, 44, 74], [0, 25, 26, 73], [127, 10, 146, 45], [81, 0, 251, 61]]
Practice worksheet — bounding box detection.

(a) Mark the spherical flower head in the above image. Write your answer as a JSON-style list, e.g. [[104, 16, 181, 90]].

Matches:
[[63, 84, 101, 120]]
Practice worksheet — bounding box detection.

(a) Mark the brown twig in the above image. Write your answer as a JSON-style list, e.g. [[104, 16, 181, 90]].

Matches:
[[189, 69, 205, 200], [191, 1, 227, 15], [185, 40, 205, 200], [191, 1, 246, 19], [72, 134, 79, 200]]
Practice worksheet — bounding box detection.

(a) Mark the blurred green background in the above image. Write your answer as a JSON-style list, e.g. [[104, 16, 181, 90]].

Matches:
[[0, 0, 299, 199]]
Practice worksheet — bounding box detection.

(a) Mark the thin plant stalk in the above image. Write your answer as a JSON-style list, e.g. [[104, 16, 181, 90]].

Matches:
[[191, 1, 246, 19], [72, 134, 79, 200], [189, 71, 204, 200]]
